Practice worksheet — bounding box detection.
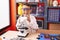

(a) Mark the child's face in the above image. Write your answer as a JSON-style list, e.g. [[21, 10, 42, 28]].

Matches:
[[22, 5, 31, 15]]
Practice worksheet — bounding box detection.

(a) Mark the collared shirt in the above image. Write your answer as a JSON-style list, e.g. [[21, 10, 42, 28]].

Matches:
[[16, 15, 38, 33]]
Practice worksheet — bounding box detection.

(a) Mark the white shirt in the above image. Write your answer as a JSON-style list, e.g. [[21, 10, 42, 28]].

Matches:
[[16, 15, 38, 33]]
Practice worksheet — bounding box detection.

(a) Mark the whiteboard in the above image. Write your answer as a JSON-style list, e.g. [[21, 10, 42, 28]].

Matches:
[[0, 0, 10, 29]]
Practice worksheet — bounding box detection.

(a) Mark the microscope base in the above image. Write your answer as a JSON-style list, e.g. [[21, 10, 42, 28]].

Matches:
[[18, 32, 29, 37]]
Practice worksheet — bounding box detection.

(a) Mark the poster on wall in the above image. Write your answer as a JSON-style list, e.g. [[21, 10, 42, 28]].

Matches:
[[37, 3, 44, 16], [38, 5, 44, 16], [48, 9, 60, 22], [0, 0, 10, 30]]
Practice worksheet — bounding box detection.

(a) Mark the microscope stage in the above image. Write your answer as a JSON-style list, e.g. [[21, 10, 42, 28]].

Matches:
[[18, 32, 29, 37]]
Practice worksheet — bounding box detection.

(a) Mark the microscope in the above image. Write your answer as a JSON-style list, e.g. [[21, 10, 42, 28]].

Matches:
[[17, 17, 29, 37]]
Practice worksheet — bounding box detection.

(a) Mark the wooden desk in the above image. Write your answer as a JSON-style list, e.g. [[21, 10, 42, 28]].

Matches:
[[1, 29, 60, 40], [1, 31, 39, 40]]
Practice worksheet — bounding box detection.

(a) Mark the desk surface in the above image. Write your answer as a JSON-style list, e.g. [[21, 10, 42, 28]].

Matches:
[[1, 31, 39, 40], [1, 29, 60, 40]]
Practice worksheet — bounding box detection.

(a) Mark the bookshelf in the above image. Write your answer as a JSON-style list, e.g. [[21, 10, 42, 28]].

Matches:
[[16, 0, 45, 29]]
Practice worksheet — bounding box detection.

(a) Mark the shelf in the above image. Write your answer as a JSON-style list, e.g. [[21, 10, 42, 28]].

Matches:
[[16, 0, 45, 3], [16, 2, 45, 5], [35, 16, 44, 18], [47, 21, 60, 24], [16, 2, 38, 4], [47, 6, 60, 9], [31, 14, 44, 18], [17, 2, 38, 6]]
